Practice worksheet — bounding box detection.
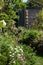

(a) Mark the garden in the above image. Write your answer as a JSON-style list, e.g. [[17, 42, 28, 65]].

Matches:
[[0, 0, 43, 65]]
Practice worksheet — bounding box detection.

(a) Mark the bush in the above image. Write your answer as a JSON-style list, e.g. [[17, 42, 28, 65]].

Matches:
[[38, 23, 43, 29], [19, 29, 41, 45], [0, 34, 37, 65], [18, 29, 43, 52], [0, 54, 7, 65], [0, 35, 16, 65], [36, 37, 43, 53], [20, 44, 36, 65], [37, 8, 43, 21], [0, 35, 25, 65]]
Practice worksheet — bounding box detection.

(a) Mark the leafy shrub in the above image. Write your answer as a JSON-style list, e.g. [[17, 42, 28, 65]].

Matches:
[[18, 29, 43, 52], [0, 13, 9, 22], [0, 34, 37, 65], [0, 35, 15, 65], [0, 54, 7, 65], [37, 8, 43, 21], [19, 29, 41, 44], [36, 36, 43, 53], [38, 23, 43, 29], [0, 35, 25, 65], [19, 44, 36, 65]]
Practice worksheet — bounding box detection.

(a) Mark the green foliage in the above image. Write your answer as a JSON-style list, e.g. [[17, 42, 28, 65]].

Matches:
[[28, 0, 43, 6], [0, 35, 17, 65], [34, 0, 43, 5], [38, 23, 43, 29], [19, 29, 41, 44], [0, 34, 37, 65], [0, 1, 43, 65], [19, 44, 36, 65], [0, 0, 26, 34], [37, 8, 43, 21], [0, 13, 9, 21], [0, 33, 43, 65], [18, 29, 43, 53], [0, 22, 3, 28], [0, 54, 7, 65], [0, 2, 4, 7]]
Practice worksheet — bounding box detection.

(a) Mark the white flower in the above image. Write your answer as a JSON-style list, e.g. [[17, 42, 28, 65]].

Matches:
[[4, 32, 8, 35], [17, 54, 21, 58], [9, 55, 12, 57], [9, 52, 12, 54], [10, 46, 13, 50], [21, 58, 23, 61], [16, 49, 19, 52], [16, 46, 20, 49], [14, 51, 16, 53], [21, 53, 23, 55], [15, 49, 19, 53], [14, 47, 20, 53], [9, 54, 14, 57], [0, 20, 6, 27], [12, 53, 14, 55], [3, 20, 6, 26], [14, 48, 17, 51], [11, 55, 14, 58], [13, 61, 15, 63], [12, 58, 14, 61], [20, 49, 23, 52], [0, 7, 2, 9]]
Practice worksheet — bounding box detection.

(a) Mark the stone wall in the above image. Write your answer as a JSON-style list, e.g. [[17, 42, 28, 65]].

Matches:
[[18, 6, 42, 28]]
